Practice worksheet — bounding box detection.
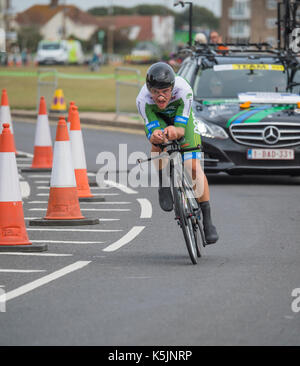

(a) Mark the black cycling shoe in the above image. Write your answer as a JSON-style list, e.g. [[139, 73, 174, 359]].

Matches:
[[203, 223, 219, 245], [199, 201, 219, 245], [158, 187, 173, 212]]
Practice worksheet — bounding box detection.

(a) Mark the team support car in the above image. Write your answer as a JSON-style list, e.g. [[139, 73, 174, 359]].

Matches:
[[177, 43, 300, 175]]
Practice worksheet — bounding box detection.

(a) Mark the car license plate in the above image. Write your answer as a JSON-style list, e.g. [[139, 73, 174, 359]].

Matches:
[[247, 149, 295, 160]]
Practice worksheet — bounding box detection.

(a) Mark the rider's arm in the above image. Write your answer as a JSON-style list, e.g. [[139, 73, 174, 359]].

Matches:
[[136, 90, 164, 141], [173, 77, 193, 132], [164, 125, 185, 140]]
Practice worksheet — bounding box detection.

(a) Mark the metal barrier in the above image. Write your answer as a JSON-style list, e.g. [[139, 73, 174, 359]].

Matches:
[[115, 66, 142, 119], [37, 68, 58, 111]]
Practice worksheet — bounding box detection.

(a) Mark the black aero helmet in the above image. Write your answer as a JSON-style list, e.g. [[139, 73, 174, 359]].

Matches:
[[146, 62, 176, 91]]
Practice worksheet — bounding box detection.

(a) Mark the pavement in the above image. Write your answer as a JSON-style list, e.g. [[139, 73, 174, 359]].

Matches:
[[11, 109, 145, 132]]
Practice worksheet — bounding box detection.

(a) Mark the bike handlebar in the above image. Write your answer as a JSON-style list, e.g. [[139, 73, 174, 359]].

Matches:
[[137, 140, 202, 165]]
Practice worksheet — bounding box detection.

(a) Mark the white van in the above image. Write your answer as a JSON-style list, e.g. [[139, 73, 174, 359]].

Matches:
[[36, 40, 84, 65], [36, 40, 68, 65]]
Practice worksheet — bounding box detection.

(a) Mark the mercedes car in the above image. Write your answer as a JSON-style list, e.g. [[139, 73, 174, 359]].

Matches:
[[177, 44, 300, 175]]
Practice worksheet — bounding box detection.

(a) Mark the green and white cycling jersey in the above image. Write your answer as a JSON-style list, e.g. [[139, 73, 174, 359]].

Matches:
[[136, 75, 202, 160]]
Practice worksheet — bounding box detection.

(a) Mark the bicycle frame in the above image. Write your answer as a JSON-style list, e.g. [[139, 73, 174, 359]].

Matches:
[[137, 139, 206, 264]]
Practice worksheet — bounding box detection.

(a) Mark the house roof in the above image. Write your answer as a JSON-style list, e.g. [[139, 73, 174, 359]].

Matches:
[[16, 4, 100, 27]]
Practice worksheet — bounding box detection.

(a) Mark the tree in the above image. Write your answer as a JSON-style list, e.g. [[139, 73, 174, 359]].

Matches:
[[88, 5, 175, 16], [17, 26, 42, 52], [88, 6, 132, 16], [175, 6, 219, 30]]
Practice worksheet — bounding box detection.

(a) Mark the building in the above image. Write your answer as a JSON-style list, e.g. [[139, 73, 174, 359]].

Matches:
[[220, 0, 279, 45], [15, 3, 174, 49], [15, 4, 100, 41], [0, 0, 16, 50], [95, 15, 174, 48]]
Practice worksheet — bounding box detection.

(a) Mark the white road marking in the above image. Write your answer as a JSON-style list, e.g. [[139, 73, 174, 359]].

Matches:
[[37, 186, 49, 189], [91, 193, 120, 196], [104, 180, 138, 194], [27, 228, 122, 232], [89, 186, 115, 190], [31, 240, 105, 245], [27, 174, 51, 178], [0, 269, 46, 273], [16, 158, 32, 161], [81, 201, 131, 205], [0, 261, 91, 302], [17, 150, 33, 158], [20, 181, 30, 199], [137, 198, 152, 219], [25, 217, 120, 221], [103, 226, 145, 252], [0, 252, 72, 257], [34, 193, 114, 197], [27, 200, 128, 205], [29, 201, 132, 205], [34, 181, 49, 184], [16, 164, 31, 167], [99, 218, 120, 221], [29, 208, 131, 212]]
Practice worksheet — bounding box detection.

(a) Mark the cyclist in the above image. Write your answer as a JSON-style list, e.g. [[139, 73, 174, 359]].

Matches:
[[136, 62, 219, 244]]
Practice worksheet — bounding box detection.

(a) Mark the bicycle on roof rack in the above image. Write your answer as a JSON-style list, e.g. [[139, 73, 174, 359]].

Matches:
[[137, 138, 206, 265], [178, 37, 300, 93]]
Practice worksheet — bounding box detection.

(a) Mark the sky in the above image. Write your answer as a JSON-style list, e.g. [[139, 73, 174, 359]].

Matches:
[[11, 0, 221, 17]]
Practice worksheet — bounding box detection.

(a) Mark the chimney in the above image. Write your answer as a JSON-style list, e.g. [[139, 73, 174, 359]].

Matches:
[[50, 0, 59, 7]]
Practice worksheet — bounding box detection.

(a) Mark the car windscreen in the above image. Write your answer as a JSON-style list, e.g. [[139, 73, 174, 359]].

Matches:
[[41, 43, 61, 50], [193, 65, 287, 99]]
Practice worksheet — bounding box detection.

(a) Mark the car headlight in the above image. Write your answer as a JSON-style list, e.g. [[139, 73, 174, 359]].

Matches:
[[195, 119, 228, 139]]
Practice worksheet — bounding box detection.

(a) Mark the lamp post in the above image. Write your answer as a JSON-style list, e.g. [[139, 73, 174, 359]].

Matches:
[[174, 0, 193, 47]]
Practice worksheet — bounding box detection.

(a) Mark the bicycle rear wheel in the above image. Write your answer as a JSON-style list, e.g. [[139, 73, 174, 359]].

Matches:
[[182, 174, 204, 258]]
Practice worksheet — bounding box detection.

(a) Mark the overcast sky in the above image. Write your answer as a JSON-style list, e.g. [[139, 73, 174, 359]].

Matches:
[[11, 0, 221, 17]]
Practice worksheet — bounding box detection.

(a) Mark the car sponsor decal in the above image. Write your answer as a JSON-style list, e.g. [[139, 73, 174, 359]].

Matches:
[[226, 105, 291, 127], [203, 99, 239, 105], [214, 64, 285, 72]]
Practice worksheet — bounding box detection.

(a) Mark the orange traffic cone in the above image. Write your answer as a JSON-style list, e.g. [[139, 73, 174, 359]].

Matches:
[[22, 96, 53, 172], [69, 105, 105, 202], [0, 89, 17, 154], [0, 124, 47, 252], [67, 101, 75, 132], [29, 117, 99, 226]]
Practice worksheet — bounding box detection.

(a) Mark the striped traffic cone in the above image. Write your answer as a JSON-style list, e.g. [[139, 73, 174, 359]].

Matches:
[[67, 101, 75, 132], [0, 89, 16, 154], [0, 124, 47, 252], [29, 117, 99, 226], [69, 105, 105, 202], [22, 96, 53, 172]]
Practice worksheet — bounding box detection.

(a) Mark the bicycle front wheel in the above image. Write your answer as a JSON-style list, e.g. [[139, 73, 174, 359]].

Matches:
[[172, 185, 198, 265]]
